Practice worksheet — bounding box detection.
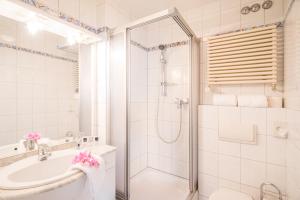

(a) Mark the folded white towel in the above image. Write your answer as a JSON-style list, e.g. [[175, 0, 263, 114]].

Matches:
[[71, 155, 106, 200], [238, 95, 268, 107], [213, 94, 237, 106]]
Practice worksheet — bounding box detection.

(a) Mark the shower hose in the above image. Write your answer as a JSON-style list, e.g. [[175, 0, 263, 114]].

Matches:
[[156, 96, 183, 144]]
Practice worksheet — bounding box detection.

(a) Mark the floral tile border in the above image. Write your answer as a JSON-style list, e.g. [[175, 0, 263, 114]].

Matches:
[[131, 40, 189, 52], [130, 40, 149, 51], [148, 40, 189, 51], [0, 42, 78, 63], [19, 0, 107, 35]]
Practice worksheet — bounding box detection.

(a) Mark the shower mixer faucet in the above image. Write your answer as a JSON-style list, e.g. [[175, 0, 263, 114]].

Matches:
[[174, 98, 189, 109], [160, 82, 168, 86]]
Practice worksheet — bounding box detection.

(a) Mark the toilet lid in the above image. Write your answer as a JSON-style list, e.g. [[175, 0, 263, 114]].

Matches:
[[209, 189, 253, 200]]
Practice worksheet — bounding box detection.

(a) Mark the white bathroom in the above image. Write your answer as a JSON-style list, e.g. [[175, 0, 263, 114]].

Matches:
[[0, 0, 299, 200]]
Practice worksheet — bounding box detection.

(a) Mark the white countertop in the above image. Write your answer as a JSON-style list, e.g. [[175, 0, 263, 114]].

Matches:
[[0, 145, 116, 200]]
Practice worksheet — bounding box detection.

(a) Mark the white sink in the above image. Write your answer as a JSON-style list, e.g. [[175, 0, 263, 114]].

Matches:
[[0, 149, 80, 190]]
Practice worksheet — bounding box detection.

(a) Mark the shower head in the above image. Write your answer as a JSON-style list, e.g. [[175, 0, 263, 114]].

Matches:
[[158, 44, 166, 50]]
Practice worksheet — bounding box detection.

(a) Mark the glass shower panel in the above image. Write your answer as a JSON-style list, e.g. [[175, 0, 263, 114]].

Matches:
[[110, 32, 128, 199], [128, 17, 191, 200]]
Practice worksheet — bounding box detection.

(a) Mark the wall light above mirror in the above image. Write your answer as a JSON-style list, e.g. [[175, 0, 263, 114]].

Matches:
[[0, 0, 103, 44]]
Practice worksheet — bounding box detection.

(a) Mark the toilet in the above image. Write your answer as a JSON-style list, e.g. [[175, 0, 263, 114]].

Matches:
[[209, 188, 253, 200]]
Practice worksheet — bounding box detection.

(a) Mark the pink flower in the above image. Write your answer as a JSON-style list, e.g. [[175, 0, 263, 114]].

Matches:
[[72, 151, 100, 168], [26, 132, 41, 141]]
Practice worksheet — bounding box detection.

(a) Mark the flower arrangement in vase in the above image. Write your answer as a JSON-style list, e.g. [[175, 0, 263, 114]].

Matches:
[[24, 132, 41, 151]]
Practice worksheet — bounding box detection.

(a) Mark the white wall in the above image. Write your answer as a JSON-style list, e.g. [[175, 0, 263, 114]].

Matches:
[[39, 0, 132, 29], [129, 43, 148, 177], [194, 1, 292, 200], [183, 0, 286, 38], [128, 18, 191, 179], [196, 1, 300, 200], [198, 105, 287, 200], [146, 19, 190, 179], [0, 16, 79, 145], [96, 0, 131, 28], [40, 0, 97, 27], [129, 27, 148, 176], [284, 0, 300, 110], [179, 0, 286, 105], [284, 0, 300, 199], [109, 32, 128, 195]]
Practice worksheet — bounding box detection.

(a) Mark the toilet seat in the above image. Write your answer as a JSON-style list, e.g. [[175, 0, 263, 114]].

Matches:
[[209, 188, 253, 200]]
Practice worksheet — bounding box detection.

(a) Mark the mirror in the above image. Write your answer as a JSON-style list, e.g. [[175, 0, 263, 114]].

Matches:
[[0, 1, 100, 154]]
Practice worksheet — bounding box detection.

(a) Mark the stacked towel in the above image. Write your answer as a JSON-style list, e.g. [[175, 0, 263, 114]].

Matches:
[[213, 94, 237, 106], [238, 95, 268, 107]]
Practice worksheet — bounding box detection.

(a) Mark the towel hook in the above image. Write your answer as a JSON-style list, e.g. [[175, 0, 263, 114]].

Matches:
[[260, 182, 282, 200]]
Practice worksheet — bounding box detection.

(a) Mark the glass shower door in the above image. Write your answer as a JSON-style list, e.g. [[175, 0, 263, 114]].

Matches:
[[127, 16, 194, 200]]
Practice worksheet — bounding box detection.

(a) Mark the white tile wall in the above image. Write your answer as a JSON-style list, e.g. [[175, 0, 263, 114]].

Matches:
[[145, 19, 190, 179], [241, 159, 266, 187], [198, 173, 218, 197], [40, 0, 98, 28], [284, 1, 300, 199], [199, 150, 218, 176], [96, 0, 131, 28], [182, 0, 285, 105], [198, 105, 288, 199], [219, 154, 241, 182], [193, 2, 294, 199], [0, 16, 79, 146], [129, 43, 148, 177], [128, 18, 190, 179]]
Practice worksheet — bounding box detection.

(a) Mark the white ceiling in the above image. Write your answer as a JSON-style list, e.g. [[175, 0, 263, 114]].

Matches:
[[106, 0, 217, 19]]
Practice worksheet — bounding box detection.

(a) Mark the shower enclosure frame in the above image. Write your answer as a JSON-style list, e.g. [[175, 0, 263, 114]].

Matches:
[[124, 7, 200, 200]]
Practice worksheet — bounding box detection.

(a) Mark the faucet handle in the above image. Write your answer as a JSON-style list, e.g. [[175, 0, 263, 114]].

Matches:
[[37, 144, 51, 161], [38, 144, 51, 154], [65, 131, 74, 138], [65, 131, 74, 142], [74, 132, 85, 149]]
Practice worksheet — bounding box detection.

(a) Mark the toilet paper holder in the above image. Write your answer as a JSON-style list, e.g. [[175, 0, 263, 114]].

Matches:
[[260, 182, 282, 200]]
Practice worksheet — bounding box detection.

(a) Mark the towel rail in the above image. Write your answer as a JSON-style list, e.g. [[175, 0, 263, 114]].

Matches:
[[207, 25, 281, 88]]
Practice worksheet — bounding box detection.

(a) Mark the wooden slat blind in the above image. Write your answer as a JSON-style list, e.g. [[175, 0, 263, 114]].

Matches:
[[207, 25, 280, 87]]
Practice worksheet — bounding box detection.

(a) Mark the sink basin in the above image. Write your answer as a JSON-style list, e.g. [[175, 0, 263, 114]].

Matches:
[[0, 149, 80, 190]]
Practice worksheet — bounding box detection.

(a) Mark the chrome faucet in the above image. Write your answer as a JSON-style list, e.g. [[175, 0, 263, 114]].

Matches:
[[65, 131, 74, 142], [74, 132, 84, 149], [23, 139, 36, 151], [37, 144, 51, 161], [174, 98, 189, 109]]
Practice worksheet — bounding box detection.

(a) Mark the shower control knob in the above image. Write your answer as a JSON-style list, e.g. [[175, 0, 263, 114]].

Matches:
[[181, 98, 189, 104]]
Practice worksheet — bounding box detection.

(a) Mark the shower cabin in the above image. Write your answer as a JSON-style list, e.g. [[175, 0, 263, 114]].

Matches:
[[110, 8, 199, 200]]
